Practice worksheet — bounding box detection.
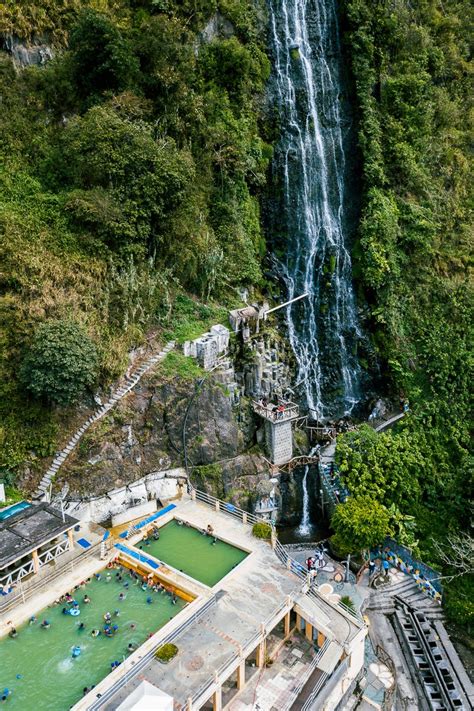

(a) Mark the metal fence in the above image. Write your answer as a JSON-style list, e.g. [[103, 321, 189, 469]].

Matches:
[[190, 485, 269, 527], [86, 594, 218, 711]]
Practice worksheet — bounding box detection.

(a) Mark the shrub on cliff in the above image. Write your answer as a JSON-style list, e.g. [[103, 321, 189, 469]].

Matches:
[[20, 320, 98, 407]]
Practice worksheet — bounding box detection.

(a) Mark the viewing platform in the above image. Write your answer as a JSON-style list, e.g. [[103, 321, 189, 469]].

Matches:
[[252, 400, 300, 466], [252, 399, 299, 423]]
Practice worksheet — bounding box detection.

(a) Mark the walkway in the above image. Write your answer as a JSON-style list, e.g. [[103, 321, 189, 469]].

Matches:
[[34, 341, 175, 500]]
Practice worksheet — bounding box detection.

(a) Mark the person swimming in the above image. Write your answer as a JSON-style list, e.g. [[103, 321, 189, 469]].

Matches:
[[29, 616, 36, 625], [171, 593, 177, 605], [118, 592, 126, 601], [146, 596, 153, 604], [8, 627, 17, 638], [114, 609, 120, 617], [83, 595, 91, 604], [41, 620, 50, 629], [91, 629, 100, 637], [104, 612, 111, 622], [78, 622, 85, 631]]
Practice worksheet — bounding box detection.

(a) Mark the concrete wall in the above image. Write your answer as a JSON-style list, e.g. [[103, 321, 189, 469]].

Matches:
[[323, 629, 366, 710], [111, 500, 157, 527], [265, 420, 293, 465], [63, 468, 187, 523]]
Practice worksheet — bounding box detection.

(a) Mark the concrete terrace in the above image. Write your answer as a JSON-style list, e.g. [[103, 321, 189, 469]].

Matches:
[[100, 497, 301, 708], [70, 496, 364, 711]]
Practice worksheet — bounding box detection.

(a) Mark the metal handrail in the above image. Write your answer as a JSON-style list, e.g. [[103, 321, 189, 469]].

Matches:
[[187, 596, 293, 708], [279, 640, 330, 711], [86, 595, 218, 711], [191, 485, 269, 527], [252, 400, 299, 422]]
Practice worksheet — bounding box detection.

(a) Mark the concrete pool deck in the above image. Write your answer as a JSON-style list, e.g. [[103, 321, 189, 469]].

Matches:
[[77, 496, 362, 710], [98, 497, 300, 708]]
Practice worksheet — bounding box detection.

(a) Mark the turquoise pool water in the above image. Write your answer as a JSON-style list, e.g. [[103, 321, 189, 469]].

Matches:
[[141, 520, 248, 586], [0, 501, 31, 521], [0, 566, 186, 710]]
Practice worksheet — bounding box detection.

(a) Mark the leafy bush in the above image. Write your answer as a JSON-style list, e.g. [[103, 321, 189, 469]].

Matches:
[[331, 497, 391, 555], [154, 643, 178, 663], [340, 595, 356, 613], [69, 10, 139, 102], [20, 321, 98, 406], [252, 522, 272, 540]]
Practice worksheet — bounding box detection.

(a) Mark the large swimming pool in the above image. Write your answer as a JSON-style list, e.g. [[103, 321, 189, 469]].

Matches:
[[0, 566, 186, 710], [141, 520, 248, 587]]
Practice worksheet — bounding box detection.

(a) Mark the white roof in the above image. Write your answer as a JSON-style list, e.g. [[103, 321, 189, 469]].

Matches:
[[317, 640, 343, 673], [116, 681, 174, 711]]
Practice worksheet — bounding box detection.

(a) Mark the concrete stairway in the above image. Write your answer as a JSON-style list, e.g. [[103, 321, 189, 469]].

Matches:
[[368, 577, 444, 621], [35, 341, 175, 500]]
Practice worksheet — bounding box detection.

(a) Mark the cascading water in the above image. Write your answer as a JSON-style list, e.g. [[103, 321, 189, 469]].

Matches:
[[297, 461, 312, 536], [268, 0, 364, 420]]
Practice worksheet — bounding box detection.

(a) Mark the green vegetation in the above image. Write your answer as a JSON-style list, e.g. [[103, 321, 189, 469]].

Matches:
[[252, 521, 272, 540], [340, 0, 473, 624], [331, 497, 391, 556], [20, 320, 99, 405], [0, 0, 269, 481], [340, 595, 356, 614], [154, 642, 178, 663]]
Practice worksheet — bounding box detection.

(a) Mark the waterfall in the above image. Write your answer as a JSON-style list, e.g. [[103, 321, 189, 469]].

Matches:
[[297, 462, 312, 535], [268, 0, 363, 420], [297, 444, 318, 535]]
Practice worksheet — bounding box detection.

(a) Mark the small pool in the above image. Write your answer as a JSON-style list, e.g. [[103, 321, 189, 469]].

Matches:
[[0, 566, 186, 711], [140, 519, 248, 587], [0, 501, 31, 521]]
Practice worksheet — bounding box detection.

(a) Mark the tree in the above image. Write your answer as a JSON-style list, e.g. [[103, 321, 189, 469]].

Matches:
[[331, 496, 392, 555], [20, 321, 98, 406], [432, 532, 474, 582], [69, 10, 139, 102], [57, 104, 194, 250]]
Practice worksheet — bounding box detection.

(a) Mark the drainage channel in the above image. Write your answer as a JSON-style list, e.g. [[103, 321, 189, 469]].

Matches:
[[394, 596, 467, 710]]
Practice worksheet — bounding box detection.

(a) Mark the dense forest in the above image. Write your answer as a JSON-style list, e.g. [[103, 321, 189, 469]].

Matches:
[[0, 0, 270, 476], [336, 0, 473, 626], [0, 0, 472, 626]]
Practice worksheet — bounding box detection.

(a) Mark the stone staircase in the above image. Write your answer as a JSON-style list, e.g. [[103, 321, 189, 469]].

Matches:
[[368, 576, 444, 621], [35, 341, 175, 500]]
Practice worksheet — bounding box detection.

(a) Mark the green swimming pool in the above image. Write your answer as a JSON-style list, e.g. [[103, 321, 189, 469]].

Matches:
[[0, 567, 186, 711], [140, 519, 248, 586]]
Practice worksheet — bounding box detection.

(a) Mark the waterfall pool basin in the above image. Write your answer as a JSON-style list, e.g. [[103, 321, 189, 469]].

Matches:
[[139, 519, 248, 587], [0, 567, 186, 711]]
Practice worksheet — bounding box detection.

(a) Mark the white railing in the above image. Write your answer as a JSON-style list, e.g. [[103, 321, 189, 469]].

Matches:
[[0, 559, 35, 587], [38, 539, 71, 566], [0, 542, 101, 614], [252, 400, 299, 422], [279, 639, 330, 711], [190, 485, 270, 527], [274, 539, 307, 581]]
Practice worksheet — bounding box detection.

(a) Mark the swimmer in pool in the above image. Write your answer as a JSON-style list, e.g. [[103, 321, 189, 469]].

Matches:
[[91, 629, 100, 637], [83, 595, 91, 604]]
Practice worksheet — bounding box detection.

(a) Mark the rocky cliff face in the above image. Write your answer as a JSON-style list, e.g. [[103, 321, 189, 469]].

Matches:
[[55, 367, 268, 507]]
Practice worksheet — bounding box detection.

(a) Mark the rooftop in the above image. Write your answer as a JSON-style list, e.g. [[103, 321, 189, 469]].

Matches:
[[0, 502, 78, 569]]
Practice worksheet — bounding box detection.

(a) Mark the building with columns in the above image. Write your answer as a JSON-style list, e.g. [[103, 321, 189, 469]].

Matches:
[[0, 501, 78, 589]]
